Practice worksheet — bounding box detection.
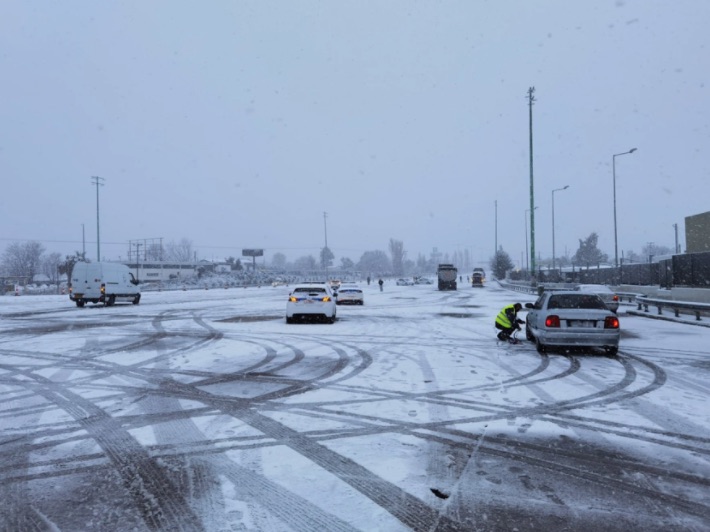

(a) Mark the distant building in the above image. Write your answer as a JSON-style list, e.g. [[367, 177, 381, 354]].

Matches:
[[122, 261, 203, 282], [685, 211, 710, 253]]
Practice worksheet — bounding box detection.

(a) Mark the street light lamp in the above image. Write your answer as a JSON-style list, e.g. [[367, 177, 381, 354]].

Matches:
[[613, 148, 637, 269], [552, 185, 570, 275]]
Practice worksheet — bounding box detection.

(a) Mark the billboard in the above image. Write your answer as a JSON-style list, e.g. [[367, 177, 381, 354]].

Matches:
[[242, 249, 264, 257]]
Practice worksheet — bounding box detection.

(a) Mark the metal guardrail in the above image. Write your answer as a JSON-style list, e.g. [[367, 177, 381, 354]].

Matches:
[[635, 295, 710, 321], [499, 281, 709, 323], [615, 292, 639, 304], [497, 281, 539, 295]]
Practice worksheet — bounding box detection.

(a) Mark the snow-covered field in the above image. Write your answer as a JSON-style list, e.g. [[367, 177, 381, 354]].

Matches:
[[1, 283, 709, 531]]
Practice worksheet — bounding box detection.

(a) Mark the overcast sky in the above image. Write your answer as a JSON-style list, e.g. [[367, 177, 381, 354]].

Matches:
[[1, 1, 708, 268]]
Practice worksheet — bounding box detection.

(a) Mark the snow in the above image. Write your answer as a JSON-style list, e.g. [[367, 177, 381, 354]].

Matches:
[[1, 284, 709, 530]]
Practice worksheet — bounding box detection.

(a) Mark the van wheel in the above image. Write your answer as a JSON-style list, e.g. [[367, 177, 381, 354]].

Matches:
[[132, 294, 141, 305], [107, 295, 116, 306], [76, 300, 85, 308]]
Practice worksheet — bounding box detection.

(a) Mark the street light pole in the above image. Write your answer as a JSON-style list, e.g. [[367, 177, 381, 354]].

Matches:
[[612, 148, 637, 269], [552, 185, 569, 275], [91, 176, 105, 261]]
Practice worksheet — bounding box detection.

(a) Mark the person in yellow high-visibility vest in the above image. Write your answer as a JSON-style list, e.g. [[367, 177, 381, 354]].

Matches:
[[495, 303, 524, 343]]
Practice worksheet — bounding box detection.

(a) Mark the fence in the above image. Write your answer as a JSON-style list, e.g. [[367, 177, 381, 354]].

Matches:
[[551, 251, 710, 288]]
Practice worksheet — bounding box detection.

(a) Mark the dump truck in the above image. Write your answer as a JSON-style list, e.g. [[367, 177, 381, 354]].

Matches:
[[437, 264, 458, 290]]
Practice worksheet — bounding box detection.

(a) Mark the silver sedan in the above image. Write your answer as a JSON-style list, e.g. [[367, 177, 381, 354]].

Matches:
[[525, 291, 620, 356], [574, 284, 620, 313]]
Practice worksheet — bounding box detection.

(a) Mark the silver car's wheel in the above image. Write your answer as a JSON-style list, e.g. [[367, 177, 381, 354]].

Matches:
[[525, 323, 534, 341], [535, 337, 546, 354]]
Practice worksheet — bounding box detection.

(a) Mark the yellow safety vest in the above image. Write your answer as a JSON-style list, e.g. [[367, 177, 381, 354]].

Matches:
[[495, 304, 516, 328]]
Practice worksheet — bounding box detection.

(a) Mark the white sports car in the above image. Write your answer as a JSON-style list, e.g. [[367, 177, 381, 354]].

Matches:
[[286, 283, 337, 323]]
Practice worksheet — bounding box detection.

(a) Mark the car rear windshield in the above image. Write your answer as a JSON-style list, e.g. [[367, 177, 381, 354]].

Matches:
[[294, 287, 326, 293], [548, 294, 606, 310], [339, 289, 361, 293]]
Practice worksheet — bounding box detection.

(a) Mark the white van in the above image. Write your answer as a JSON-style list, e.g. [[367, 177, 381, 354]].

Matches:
[[69, 262, 141, 307]]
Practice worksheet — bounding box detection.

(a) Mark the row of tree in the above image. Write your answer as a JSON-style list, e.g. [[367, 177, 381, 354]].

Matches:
[[0, 239, 200, 282], [489, 232, 676, 280], [1, 233, 675, 282]]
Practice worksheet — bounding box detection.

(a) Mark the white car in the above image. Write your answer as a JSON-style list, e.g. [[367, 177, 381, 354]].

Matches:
[[336, 285, 364, 305], [525, 291, 620, 356], [396, 278, 414, 286], [329, 279, 341, 293], [574, 284, 619, 313], [286, 283, 337, 323]]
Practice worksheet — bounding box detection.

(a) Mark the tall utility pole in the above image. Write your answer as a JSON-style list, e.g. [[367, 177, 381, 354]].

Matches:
[[673, 223, 680, 254], [81, 223, 86, 259], [91, 176, 105, 261], [494, 200, 498, 257], [323, 212, 329, 280], [527, 87, 537, 280]]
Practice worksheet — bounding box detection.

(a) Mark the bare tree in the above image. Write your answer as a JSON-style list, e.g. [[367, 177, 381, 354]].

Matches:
[[145, 242, 164, 261], [271, 252, 287, 270], [389, 239, 406, 276], [164, 238, 195, 262], [293, 255, 317, 271], [357, 250, 391, 274], [41, 252, 63, 282], [1, 241, 45, 280]]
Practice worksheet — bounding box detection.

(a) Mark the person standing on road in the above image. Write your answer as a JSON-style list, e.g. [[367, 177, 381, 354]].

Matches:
[[495, 303, 524, 343], [378, 278, 384, 292]]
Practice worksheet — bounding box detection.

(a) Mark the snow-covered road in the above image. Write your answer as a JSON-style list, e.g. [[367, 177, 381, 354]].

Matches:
[[1, 283, 709, 531]]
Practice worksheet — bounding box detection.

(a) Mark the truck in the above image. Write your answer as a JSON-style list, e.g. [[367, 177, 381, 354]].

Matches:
[[69, 262, 141, 307], [472, 267, 486, 287], [437, 264, 458, 290]]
